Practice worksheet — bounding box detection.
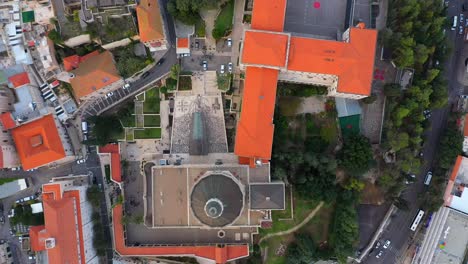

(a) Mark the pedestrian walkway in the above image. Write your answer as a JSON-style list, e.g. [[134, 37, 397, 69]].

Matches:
[[258, 201, 324, 244]]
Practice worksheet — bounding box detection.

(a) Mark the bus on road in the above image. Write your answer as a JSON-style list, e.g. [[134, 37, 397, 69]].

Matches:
[[410, 210, 425, 231]]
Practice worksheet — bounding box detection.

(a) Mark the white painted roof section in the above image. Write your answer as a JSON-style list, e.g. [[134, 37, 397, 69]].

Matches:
[[31, 202, 43, 213]]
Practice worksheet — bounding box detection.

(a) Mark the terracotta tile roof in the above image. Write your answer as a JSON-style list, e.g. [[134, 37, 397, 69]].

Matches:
[[63, 51, 99, 71], [287, 28, 377, 95], [112, 204, 249, 263], [8, 72, 30, 88], [234, 67, 279, 160], [98, 144, 121, 182], [29, 225, 46, 251], [136, 0, 165, 43], [30, 184, 86, 264], [70, 51, 121, 100], [242, 31, 289, 68], [177, 38, 189, 48], [0, 112, 17, 129], [11, 114, 66, 170], [251, 0, 286, 32], [0, 148, 3, 168]]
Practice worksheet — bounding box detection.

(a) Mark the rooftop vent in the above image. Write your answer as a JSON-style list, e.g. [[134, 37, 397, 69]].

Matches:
[[45, 238, 55, 249]]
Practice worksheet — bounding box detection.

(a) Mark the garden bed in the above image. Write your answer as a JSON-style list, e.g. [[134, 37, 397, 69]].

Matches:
[[134, 128, 161, 139], [144, 115, 161, 127], [178, 76, 192, 90], [212, 0, 234, 39], [143, 88, 160, 113]]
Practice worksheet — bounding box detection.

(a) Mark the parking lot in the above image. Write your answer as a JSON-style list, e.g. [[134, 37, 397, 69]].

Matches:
[[181, 54, 232, 72], [83, 86, 134, 117], [284, 0, 349, 39]]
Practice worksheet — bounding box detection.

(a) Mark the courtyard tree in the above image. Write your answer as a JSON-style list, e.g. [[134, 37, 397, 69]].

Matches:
[[338, 134, 373, 177]]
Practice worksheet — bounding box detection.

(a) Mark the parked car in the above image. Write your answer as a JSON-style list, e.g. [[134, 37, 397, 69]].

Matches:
[[375, 241, 381, 249], [227, 38, 232, 47], [459, 26, 464, 35], [376, 250, 383, 258], [228, 62, 233, 73], [220, 64, 225, 74], [0, 216, 4, 224], [202, 61, 208, 71], [123, 83, 130, 90], [461, 13, 465, 23], [105, 92, 114, 98], [383, 240, 391, 249], [76, 158, 85, 164], [142, 72, 150, 78], [195, 41, 199, 49], [423, 109, 431, 119]]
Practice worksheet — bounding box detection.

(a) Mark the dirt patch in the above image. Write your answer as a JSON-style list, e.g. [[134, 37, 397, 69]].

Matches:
[[360, 181, 385, 205]]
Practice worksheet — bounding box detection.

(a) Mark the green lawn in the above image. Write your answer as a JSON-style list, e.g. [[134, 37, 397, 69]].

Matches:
[[120, 114, 136, 127], [260, 189, 320, 235], [0, 178, 17, 185], [178, 76, 192, 90], [134, 128, 161, 139], [195, 16, 206, 37], [143, 88, 160, 113], [144, 115, 161, 127], [213, 0, 234, 39], [217, 73, 231, 91], [125, 130, 134, 141]]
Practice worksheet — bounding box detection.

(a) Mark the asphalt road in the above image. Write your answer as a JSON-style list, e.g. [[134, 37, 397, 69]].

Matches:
[[363, 2, 465, 264]]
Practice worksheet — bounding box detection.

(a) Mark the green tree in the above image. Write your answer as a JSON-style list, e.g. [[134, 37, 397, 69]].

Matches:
[[338, 134, 374, 176], [286, 233, 317, 264], [383, 83, 402, 97], [437, 121, 463, 169], [87, 186, 101, 207], [170, 64, 181, 79], [86, 115, 123, 145]]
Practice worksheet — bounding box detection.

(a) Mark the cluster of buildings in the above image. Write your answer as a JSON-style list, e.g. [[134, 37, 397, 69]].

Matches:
[[13, 0, 383, 262]]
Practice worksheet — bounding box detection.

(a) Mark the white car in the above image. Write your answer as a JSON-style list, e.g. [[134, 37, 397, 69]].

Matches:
[[202, 61, 207, 71], [76, 159, 86, 164], [228, 62, 233, 73], [383, 240, 391, 249], [220, 64, 225, 74], [105, 92, 114, 98], [227, 38, 232, 47], [376, 250, 383, 258], [123, 83, 130, 90]]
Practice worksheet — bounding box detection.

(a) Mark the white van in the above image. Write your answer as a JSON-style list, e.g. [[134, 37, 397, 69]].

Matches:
[[81, 121, 88, 134], [452, 16, 458, 30]]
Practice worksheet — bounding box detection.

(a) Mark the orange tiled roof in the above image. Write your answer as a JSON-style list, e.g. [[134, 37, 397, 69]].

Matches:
[[70, 51, 121, 100], [287, 29, 377, 95], [136, 0, 165, 43], [234, 67, 279, 159], [177, 38, 189, 48], [0, 112, 17, 129], [30, 184, 86, 264], [29, 225, 46, 251], [98, 144, 121, 182], [112, 204, 249, 263], [11, 115, 65, 170], [8, 72, 30, 88], [251, 0, 286, 32], [63, 51, 99, 71], [242, 31, 289, 68]]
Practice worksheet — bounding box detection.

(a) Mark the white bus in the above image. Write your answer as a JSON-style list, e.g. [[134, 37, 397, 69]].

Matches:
[[452, 16, 458, 30], [410, 210, 425, 231]]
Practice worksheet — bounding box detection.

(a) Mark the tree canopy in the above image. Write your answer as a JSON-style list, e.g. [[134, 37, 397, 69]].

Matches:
[[338, 134, 374, 176]]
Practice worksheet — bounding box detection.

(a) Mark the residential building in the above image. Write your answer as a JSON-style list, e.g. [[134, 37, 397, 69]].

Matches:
[[10, 114, 72, 170], [66, 51, 122, 102], [136, 0, 167, 51], [0, 85, 20, 168], [30, 179, 98, 264], [0, 241, 13, 264], [235, 0, 377, 165], [0, 178, 27, 199]]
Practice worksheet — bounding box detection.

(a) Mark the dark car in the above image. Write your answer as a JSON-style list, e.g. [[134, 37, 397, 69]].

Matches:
[[156, 58, 165, 66], [142, 71, 150, 78]]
